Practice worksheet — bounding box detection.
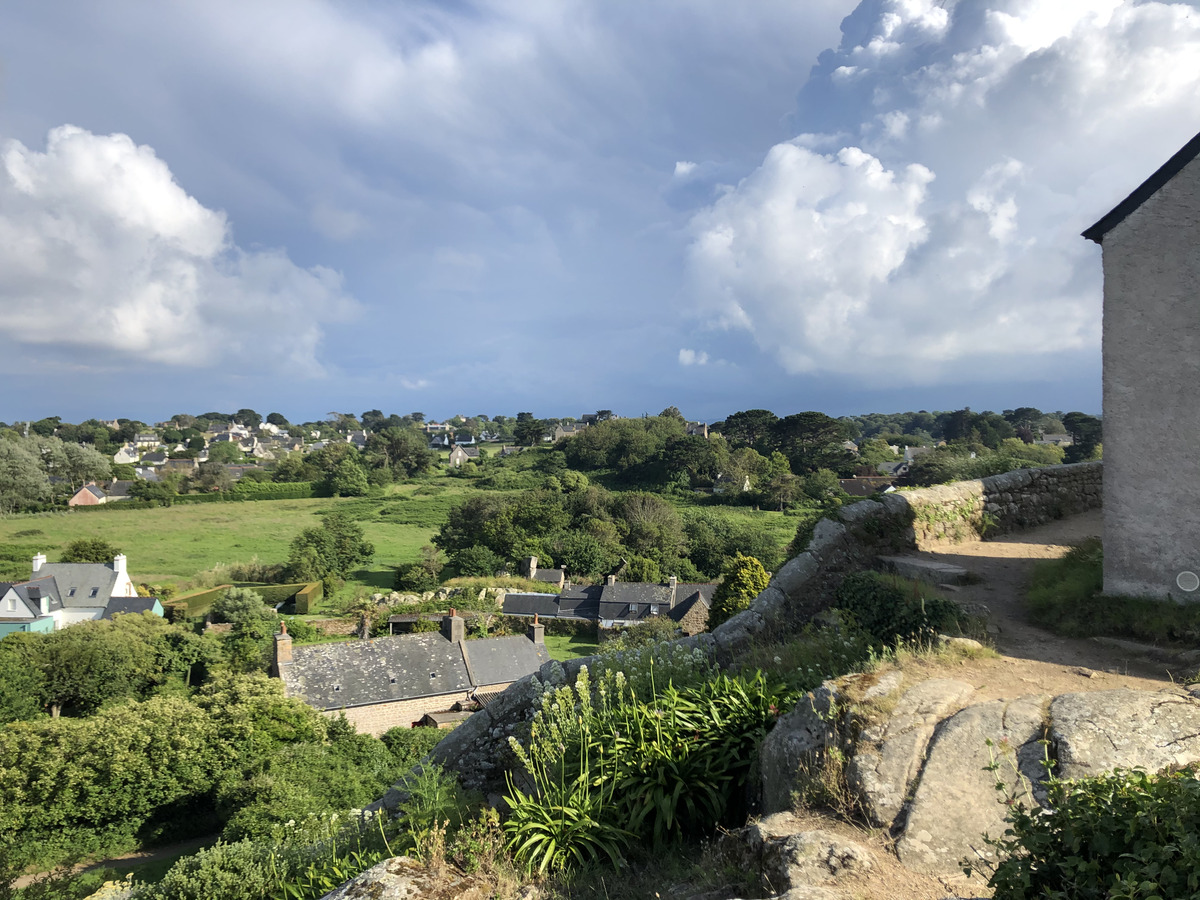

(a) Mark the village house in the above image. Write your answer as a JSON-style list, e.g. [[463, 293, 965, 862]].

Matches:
[[553, 423, 587, 440], [1083, 128, 1200, 599], [273, 611, 550, 735], [0, 553, 161, 637], [504, 575, 715, 636], [447, 445, 481, 467]]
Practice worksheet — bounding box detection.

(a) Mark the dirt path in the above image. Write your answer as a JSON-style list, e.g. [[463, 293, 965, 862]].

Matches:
[[13, 834, 216, 889], [906, 509, 1187, 699]]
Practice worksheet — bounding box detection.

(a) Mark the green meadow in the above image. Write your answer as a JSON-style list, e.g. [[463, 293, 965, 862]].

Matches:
[[0, 475, 799, 611]]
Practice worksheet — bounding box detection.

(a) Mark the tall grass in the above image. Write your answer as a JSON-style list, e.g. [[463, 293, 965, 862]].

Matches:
[[1027, 537, 1200, 643]]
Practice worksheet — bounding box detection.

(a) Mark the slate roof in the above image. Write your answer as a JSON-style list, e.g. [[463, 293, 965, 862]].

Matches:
[[503, 586, 602, 620], [283, 633, 472, 710], [504, 582, 716, 625], [0, 579, 63, 618], [1084, 129, 1200, 244], [462, 635, 550, 686], [102, 597, 161, 619], [106, 480, 135, 498], [280, 630, 550, 711], [531, 568, 565, 585], [37, 564, 118, 608], [667, 585, 715, 624]]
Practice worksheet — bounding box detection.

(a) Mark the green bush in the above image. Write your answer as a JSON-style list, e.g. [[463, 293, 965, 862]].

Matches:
[[132, 840, 278, 900], [982, 765, 1200, 900], [834, 572, 964, 649]]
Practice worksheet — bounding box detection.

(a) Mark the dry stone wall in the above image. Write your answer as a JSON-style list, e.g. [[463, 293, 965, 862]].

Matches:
[[421, 462, 1101, 796]]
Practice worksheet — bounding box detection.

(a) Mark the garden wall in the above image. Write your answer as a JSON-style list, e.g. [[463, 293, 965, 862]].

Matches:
[[420, 462, 1102, 795]]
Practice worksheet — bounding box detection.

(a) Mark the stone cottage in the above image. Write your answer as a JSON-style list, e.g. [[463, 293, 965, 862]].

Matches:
[[273, 610, 550, 735], [1083, 128, 1200, 599]]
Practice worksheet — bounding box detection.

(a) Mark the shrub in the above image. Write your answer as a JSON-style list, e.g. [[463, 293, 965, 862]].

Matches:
[[834, 572, 964, 649], [708, 554, 770, 629], [132, 840, 278, 900], [981, 765, 1200, 900]]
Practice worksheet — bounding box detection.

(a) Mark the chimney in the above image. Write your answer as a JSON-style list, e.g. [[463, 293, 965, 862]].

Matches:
[[606, 574, 617, 586], [113, 554, 127, 575], [669, 575, 678, 609], [528, 612, 545, 645], [32, 553, 46, 573], [272, 622, 293, 677], [523, 556, 538, 579], [442, 608, 465, 644]]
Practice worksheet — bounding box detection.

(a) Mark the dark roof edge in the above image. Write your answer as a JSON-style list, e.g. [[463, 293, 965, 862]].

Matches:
[[1083, 129, 1200, 244]]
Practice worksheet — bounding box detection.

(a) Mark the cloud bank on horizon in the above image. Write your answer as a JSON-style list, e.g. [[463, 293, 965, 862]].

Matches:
[[686, 0, 1200, 384], [0, 0, 1197, 420]]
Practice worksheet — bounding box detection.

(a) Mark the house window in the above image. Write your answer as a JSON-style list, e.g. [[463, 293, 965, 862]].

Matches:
[[68, 588, 76, 597], [649, 604, 658, 615], [5, 598, 14, 612], [89, 588, 99, 598]]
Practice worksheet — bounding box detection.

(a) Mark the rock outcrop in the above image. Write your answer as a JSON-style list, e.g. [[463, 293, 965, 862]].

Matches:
[[319, 857, 493, 899], [754, 678, 1200, 886]]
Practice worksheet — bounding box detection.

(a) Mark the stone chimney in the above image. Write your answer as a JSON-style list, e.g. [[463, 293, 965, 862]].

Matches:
[[113, 554, 127, 576], [442, 608, 465, 644], [606, 574, 617, 586], [272, 622, 293, 677], [528, 612, 545, 645], [32, 553, 46, 573], [523, 556, 538, 579], [668, 575, 678, 609]]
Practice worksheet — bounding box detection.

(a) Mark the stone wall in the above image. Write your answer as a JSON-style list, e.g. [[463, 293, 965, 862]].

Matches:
[[335, 691, 473, 737], [903, 460, 1102, 548], [422, 463, 1101, 795]]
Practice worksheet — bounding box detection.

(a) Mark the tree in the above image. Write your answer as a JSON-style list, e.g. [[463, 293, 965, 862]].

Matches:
[[60, 538, 122, 564], [128, 479, 176, 506], [287, 512, 374, 592], [266, 412, 289, 427], [708, 554, 770, 629], [364, 428, 435, 479], [1062, 412, 1103, 463], [195, 460, 234, 493], [721, 409, 779, 451], [234, 409, 262, 428], [208, 441, 243, 464], [772, 412, 852, 474], [450, 545, 506, 577], [60, 442, 112, 490], [514, 413, 548, 446], [327, 458, 369, 497], [0, 440, 50, 513]]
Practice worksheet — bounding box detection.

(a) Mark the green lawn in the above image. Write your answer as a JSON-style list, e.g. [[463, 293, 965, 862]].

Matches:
[[543, 633, 600, 661]]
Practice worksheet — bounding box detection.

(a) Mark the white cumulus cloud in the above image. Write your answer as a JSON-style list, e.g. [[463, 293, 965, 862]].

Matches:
[[678, 348, 710, 366], [687, 0, 1200, 383], [0, 125, 356, 372]]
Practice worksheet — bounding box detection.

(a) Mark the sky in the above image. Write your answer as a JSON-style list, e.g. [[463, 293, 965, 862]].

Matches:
[[1, 0, 1198, 425]]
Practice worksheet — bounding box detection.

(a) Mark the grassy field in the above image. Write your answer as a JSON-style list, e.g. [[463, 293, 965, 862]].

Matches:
[[0, 496, 438, 590], [0, 473, 799, 613]]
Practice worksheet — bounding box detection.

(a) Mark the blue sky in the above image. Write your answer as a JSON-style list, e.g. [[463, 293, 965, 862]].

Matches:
[[2, 0, 1198, 425]]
